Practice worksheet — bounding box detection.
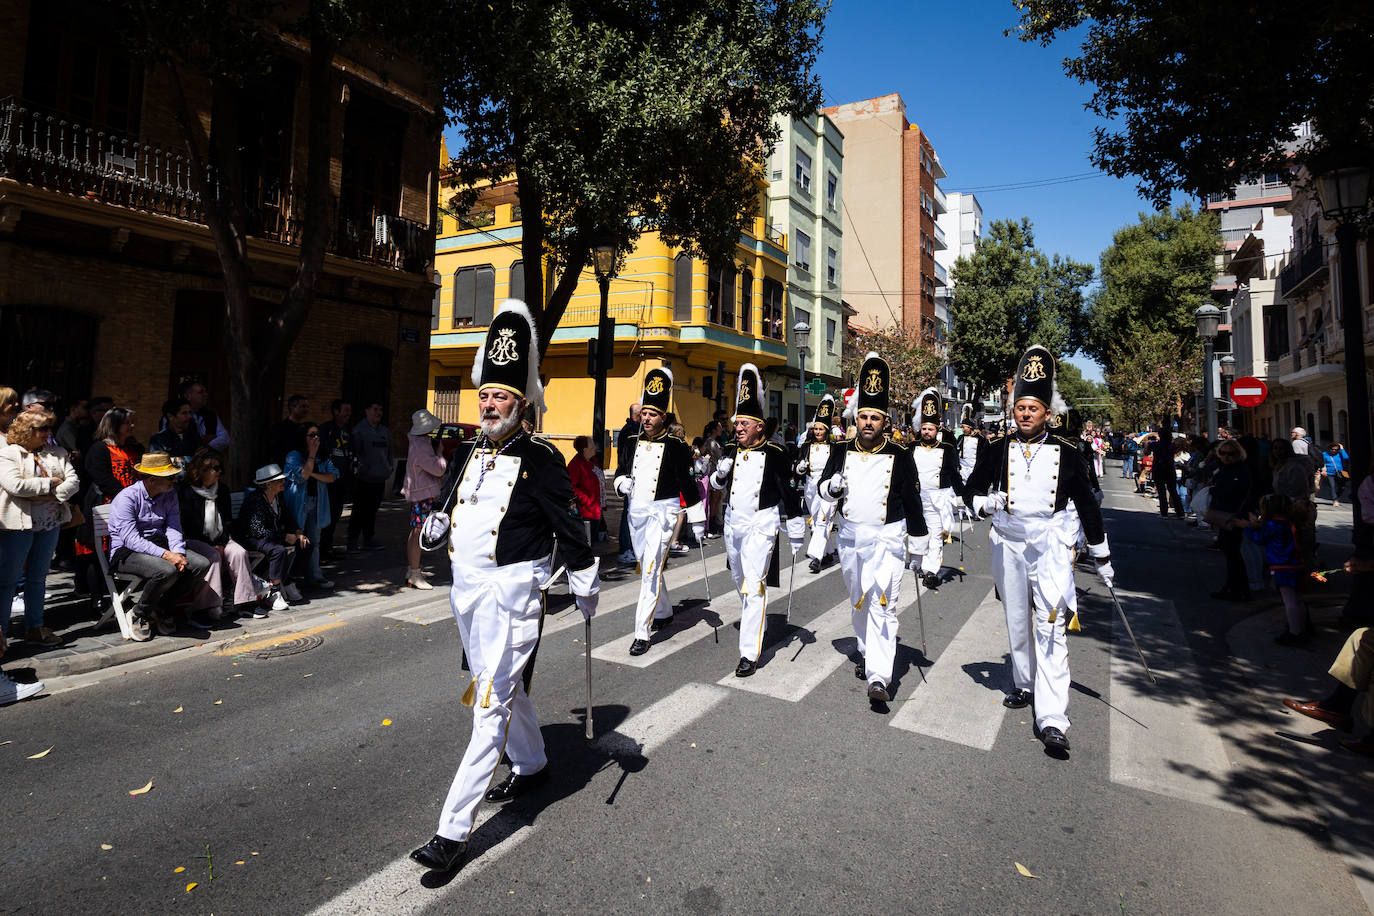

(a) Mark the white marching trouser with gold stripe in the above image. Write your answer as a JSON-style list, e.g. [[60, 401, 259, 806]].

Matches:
[[912, 489, 948, 576], [437, 553, 549, 841], [987, 509, 1081, 733], [724, 504, 780, 662], [628, 496, 682, 640], [803, 475, 836, 561], [837, 518, 906, 686]]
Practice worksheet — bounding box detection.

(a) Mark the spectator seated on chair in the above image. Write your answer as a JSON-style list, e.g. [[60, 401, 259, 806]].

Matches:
[[234, 464, 307, 612], [177, 448, 261, 622], [107, 452, 211, 641]]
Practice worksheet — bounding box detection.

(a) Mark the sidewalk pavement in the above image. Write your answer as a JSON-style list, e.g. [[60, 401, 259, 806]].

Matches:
[[2, 498, 631, 682]]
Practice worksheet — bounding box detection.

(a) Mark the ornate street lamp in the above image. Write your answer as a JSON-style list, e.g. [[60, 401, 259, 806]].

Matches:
[[794, 320, 811, 439], [1218, 354, 1235, 430], [1315, 164, 1373, 547], [590, 230, 618, 465], [1194, 303, 1222, 439]]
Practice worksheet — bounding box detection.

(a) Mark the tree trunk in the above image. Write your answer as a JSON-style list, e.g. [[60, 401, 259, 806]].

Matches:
[[514, 160, 589, 357]]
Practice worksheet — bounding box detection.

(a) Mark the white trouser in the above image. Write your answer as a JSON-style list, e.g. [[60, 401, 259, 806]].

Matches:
[[913, 490, 946, 576], [838, 519, 905, 686], [988, 513, 1077, 732], [437, 556, 549, 842], [629, 498, 680, 640], [804, 477, 836, 561], [725, 506, 779, 662]]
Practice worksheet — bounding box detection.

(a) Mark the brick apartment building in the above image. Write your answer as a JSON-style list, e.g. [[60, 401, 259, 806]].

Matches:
[[0, 0, 438, 458], [823, 93, 948, 336]]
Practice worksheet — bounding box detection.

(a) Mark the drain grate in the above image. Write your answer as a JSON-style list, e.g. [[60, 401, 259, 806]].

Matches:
[[243, 634, 325, 659]]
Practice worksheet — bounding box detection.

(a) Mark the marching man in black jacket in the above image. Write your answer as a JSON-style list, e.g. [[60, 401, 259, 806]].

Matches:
[[709, 364, 805, 678], [962, 345, 1113, 755], [909, 387, 963, 589], [794, 393, 839, 573], [410, 301, 599, 873], [819, 352, 926, 702], [613, 366, 705, 656], [956, 405, 986, 521]]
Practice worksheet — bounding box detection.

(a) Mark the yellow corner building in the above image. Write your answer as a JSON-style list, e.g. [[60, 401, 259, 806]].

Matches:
[[428, 172, 792, 472]]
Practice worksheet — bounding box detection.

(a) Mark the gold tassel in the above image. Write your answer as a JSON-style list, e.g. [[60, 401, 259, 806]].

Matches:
[[854, 596, 864, 612], [879, 591, 888, 607], [635, 562, 641, 575], [1068, 611, 1081, 632], [1047, 608, 1058, 624], [481, 678, 494, 709], [460, 678, 476, 707], [757, 581, 766, 596]]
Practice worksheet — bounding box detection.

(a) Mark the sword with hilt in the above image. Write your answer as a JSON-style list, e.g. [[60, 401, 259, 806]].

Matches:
[[1107, 582, 1157, 686]]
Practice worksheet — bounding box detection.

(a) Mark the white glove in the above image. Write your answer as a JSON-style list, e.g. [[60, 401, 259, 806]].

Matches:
[[1096, 560, 1115, 589], [907, 552, 923, 571], [575, 591, 599, 620], [614, 476, 632, 498], [716, 457, 734, 478], [691, 521, 705, 542], [786, 516, 805, 555], [825, 473, 847, 498], [979, 491, 1007, 516], [794, 459, 809, 476], [420, 511, 450, 546]]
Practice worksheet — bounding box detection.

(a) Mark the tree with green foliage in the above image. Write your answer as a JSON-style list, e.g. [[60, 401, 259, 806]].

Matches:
[[841, 323, 946, 423], [1008, 0, 1374, 206], [435, 0, 827, 351], [1057, 361, 1110, 416], [1104, 329, 1202, 434], [1085, 206, 1219, 369], [947, 217, 1093, 403]]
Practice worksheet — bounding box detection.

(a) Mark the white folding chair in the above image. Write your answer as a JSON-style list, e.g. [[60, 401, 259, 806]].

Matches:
[[91, 503, 140, 640]]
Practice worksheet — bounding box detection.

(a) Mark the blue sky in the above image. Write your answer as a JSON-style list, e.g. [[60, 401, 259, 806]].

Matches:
[[816, 0, 1173, 382]]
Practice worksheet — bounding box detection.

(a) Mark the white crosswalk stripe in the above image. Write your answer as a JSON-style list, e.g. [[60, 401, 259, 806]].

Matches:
[[888, 586, 1011, 750], [716, 595, 858, 701]]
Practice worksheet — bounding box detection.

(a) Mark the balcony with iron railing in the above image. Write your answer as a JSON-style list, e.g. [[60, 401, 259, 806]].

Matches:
[[0, 96, 431, 275], [932, 259, 948, 286], [931, 221, 948, 250], [931, 183, 947, 214], [1279, 237, 1327, 297]]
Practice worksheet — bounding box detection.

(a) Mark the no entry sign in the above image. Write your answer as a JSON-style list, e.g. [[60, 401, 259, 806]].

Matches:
[[1230, 376, 1268, 408]]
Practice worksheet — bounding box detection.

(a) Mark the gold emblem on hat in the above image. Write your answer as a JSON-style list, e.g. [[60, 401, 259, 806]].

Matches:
[[488, 328, 520, 366], [645, 375, 665, 395], [863, 368, 883, 395], [1022, 354, 1048, 381], [737, 379, 751, 403], [923, 399, 936, 417]]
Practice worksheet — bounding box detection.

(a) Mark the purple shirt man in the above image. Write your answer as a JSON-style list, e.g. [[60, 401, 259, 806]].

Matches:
[[109, 480, 186, 556]]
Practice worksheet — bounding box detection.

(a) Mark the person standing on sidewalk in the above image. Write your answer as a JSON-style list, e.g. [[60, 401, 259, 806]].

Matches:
[[1150, 430, 1184, 517], [614, 402, 642, 565], [708, 364, 805, 678], [348, 401, 392, 552], [817, 352, 925, 704], [795, 394, 838, 574], [318, 399, 355, 555], [401, 409, 447, 590], [409, 300, 599, 875], [963, 345, 1113, 755], [1321, 442, 1350, 506], [613, 368, 705, 656]]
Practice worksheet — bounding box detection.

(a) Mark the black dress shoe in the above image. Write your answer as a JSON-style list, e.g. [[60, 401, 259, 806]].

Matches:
[[409, 835, 467, 871], [809, 558, 821, 574], [855, 660, 866, 679], [629, 638, 650, 656], [1040, 726, 1070, 751], [485, 766, 550, 802], [734, 657, 756, 678], [867, 682, 890, 702], [1003, 688, 1032, 709], [921, 573, 941, 590], [649, 613, 673, 632]]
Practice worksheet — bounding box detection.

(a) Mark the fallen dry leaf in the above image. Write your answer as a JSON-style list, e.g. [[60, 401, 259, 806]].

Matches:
[[100, 844, 113, 851], [233, 674, 243, 678], [186, 882, 198, 892], [128, 780, 154, 796], [381, 719, 392, 726], [251, 851, 259, 856], [0, 740, 12, 746], [27, 746, 53, 759], [173, 867, 185, 874], [1014, 862, 1039, 879], [235, 861, 245, 866], [172, 706, 183, 714], [302, 674, 313, 678], [213, 700, 223, 706]]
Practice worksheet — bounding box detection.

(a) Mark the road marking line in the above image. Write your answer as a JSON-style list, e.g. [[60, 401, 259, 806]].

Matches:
[[211, 621, 345, 656], [543, 551, 732, 638], [717, 596, 856, 701], [888, 585, 1011, 749], [305, 683, 731, 914], [1107, 587, 1236, 811]]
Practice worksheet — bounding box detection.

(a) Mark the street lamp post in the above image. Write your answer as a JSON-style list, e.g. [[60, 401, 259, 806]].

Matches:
[[1218, 354, 1236, 431], [590, 232, 617, 466], [1195, 304, 1222, 441], [794, 321, 811, 440], [1315, 165, 1373, 547]]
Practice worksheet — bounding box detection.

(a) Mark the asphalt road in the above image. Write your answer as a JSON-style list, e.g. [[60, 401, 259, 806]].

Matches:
[[3, 467, 1369, 915]]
